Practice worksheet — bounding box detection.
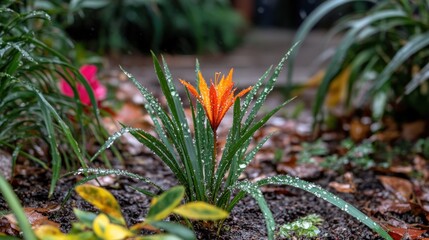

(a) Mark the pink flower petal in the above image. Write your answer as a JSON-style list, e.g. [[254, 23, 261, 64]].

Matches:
[[59, 64, 107, 106]]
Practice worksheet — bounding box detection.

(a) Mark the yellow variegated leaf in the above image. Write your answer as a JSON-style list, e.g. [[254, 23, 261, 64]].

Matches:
[[75, 185, 125, 225], [93, 214, 134, 240], [35, 225, 79, 240], [172, 201, 229, 220], [146, 186, 184, 222]]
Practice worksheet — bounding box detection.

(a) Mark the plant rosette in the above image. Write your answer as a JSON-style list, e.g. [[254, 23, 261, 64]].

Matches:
[[83, 49, 392, 240]]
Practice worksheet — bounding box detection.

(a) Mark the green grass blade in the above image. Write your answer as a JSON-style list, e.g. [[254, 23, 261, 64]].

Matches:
[[62, 168, 163, 206], [74, 168, 163, 190], [38, 93, 61, 198], [119, 66, 176, 153], [243, 44, 297, 131], [405, 62, 429, 94], [374, 32, 429, 92], [214, 98, 293, 198], [287, 0, 376, 85], [234, 181, 275, 240], [257, 175, 392, 240], [0, 174, 37, 240], [152, 53, 202, 200], [31, 86, 88, 169], [239, 66, 272, 120], [232, 133, 273, 182], [222, 99, 242, 189], [313, 9, 406, 118]]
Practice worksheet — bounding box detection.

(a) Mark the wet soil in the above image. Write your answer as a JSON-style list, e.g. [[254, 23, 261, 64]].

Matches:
[[1, 149, 412, 240]]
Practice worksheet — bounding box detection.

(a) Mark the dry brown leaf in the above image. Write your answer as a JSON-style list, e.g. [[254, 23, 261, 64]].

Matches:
[[377, 200, 411, 214], [378, 176, 413, 201], [328, 172, 356, 193], [349, 118, 370, 142], [103, 103, 150, 133], [388, 165, 413, 174], [387, 225, 427, 240], [328, 182, 356, 193], [276, 163, 322, 179], [371, 130, 400, 142], [401, 120, 426, 141], [3, 207, 59, 231]]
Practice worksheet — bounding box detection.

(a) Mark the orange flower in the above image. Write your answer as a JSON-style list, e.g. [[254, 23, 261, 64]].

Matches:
[[180, 69, 252, 131]]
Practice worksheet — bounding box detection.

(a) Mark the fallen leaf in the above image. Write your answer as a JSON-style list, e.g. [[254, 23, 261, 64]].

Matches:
[[377, 200, 411, 214], [387, 225, 427, 240], [328, 182, 356, 193], [378, 176, 413, 201], [401, 120, 426, 141], [3, 207, 60, 231], [328, 172, 356, 193], [276, 163, 322, 179], [349, 118, 371, 142]]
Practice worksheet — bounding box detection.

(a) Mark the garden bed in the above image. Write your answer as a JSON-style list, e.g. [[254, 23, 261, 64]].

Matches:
[[2, 115, 428, 239]]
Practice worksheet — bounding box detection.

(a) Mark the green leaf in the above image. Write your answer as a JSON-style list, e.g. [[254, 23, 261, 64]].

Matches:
[[173, 201, 229, 220], [0, 174, 36, 240], [405, 62, 429, 95], [234, 181, 275, 240], [243, 44, 298, 131], [287, 0, 376, 85], [257, 175, 392, 240], [374, 32, 429, 92], [312, 9, 406, 118], [73, 209, 97, 227], [147, 186, 185, 222], [38, 92, 61, 198], [150, 221, 195, 240]]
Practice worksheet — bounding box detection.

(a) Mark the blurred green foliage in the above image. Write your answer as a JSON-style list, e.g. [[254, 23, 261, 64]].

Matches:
[[0, 0, 108, 196], [289, 0, 429, 121], [35, 0, 246, 54]]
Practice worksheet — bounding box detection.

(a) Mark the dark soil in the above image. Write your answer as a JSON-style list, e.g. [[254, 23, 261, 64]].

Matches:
[[1, 148, 413, 240]]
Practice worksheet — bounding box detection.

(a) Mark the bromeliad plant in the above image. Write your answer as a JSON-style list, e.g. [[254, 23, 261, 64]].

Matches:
[[88, 50, 392, 239], [35, 185, 227, 240]]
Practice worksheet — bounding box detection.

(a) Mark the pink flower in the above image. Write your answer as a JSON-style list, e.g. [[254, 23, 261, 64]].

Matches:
[[60, 65, 107, 105]]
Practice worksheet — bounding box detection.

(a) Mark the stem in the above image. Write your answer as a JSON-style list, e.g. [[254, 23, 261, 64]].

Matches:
[[212, 131, 218, 179], [210, 128, 218, 204]]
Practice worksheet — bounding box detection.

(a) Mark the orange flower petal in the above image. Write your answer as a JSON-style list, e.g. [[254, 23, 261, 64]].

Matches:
[[180, 80, 200, 100], [181, 69, 252, 131]]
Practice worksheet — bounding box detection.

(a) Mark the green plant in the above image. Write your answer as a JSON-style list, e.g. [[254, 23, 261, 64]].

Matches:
[[87, 51, 392, 239], [46, 0, 245, 54], [321, 138, 377, 171], [289, 0, 429, 121], [35, 184, 227, 240], [297, 139, 329, 164], [0, 1, 109, 197], [278, 214, 324, 239], [0, 173, 36, 240]]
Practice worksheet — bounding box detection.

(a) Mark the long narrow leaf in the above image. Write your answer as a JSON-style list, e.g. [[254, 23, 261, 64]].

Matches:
[[0, 174, 37, 240], [257, 175, 392, 240], [405, 62, 429, 94], [234, 181, 275, 240], [287, 0, 376, 85], [313, 9, 406, 117], [38, 94, 61, 198], [371, 32, 429, 92]]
